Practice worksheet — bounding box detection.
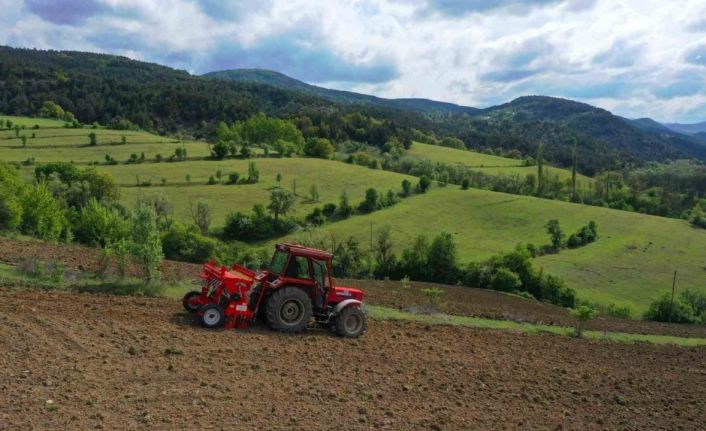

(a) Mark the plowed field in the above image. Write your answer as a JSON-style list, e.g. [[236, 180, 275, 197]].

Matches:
[[1, 288, 705, 430]]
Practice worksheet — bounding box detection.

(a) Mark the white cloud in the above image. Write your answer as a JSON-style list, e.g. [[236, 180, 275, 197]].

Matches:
[[2, 0, 706, 122]]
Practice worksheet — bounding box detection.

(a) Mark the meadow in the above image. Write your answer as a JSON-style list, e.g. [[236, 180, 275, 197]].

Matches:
[[409, 141, 593, 182], [285, 185, 706, 313], [113, 158, 415, 222]]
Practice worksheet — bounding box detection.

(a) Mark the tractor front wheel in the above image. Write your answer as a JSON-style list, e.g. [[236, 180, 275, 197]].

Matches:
[[201, 304, 225, 329], [334, 306, 367, 338], [265, 287, 312, 333], [182, 291, 202, 313]]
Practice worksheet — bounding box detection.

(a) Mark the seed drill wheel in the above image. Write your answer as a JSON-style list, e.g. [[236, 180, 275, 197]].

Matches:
[[182, 291, 202, 313], [335, 306, 367, 338], [265, 287, 313, 333], [201, 304, 225, 328]]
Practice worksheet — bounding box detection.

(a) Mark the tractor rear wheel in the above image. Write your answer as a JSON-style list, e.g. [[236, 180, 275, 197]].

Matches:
[[335, 306, 367, 338], [182, 291, 202, 313], [201, 304, 225, 329], [265, 287, 312, 333]]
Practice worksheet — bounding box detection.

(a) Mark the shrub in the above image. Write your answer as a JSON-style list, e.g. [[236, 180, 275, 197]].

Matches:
[[247, 161, 259, 183], [644, 293, 696, 324], [88, 132, 97, 146], [305, 208, 326, 226], [20, 183, 67, 241], [211, 141, 230, 159], [570, 305, 598, 337], [322, 203, 337, 218], [401, 179, 412, 197], [417, 175, 431, 193], [338, 191, 353, 218], [72, 198, 130, 246], [0, 163, 25, 231], [304, 137, 334, 159], [130, 202, 163, 281], [228, 172, 240, 184], [422, 287, 444, 308], [162, 224, 218, 263], [681, 290, 706, 320], [358, 188, 379, 213], [545, 219, 565, 251], [490, 268, 521, 292], [207, 175, 217, 185], [605, 303, 632, 319]]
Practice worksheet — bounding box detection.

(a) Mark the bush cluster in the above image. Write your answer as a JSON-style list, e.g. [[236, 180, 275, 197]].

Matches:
[[644, 290, 706, 324]]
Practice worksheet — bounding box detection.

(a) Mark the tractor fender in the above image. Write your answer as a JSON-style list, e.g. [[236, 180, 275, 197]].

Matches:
[[331, 299, 363, 316]]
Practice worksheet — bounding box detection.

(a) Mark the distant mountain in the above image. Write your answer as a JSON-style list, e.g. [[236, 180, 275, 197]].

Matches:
[[473, 96, 706, 168], [663, 121, 706, 136], [626, 117, 673, 134], [203, 69, 480, 116]]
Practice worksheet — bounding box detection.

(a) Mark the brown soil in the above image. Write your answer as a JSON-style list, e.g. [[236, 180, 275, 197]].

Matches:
[[2, 236, 705, 338], [1, 288, 704, 430]]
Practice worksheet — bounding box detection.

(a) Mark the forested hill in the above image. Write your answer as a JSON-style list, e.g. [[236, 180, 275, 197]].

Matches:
[[1, 45, 705, 175], [203, 69, 480, 116]]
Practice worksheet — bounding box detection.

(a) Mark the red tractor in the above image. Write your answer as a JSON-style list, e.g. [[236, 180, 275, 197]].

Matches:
[[182, 243, 367, 338]]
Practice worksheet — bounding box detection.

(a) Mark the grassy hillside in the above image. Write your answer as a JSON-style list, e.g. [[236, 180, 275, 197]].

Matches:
[[409, 142, 593, 182], [4, 116, 704, 315], [284, 186, 706, 313], [110, 158, 415, 224]]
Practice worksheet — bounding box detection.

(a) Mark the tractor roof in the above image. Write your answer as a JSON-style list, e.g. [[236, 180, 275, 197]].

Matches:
[[277, 243, 332, 260]]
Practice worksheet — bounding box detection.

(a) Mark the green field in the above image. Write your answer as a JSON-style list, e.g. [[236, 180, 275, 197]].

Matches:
[[113, 158, 415, 223], [284, 186, 706, 313], [409, 142, 522, 167], [0, 115, 68, 128], [410, 141, 592, 182]]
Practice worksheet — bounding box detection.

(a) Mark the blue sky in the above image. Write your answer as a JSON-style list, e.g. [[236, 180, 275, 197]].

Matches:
[[2, 0, 706, 123]]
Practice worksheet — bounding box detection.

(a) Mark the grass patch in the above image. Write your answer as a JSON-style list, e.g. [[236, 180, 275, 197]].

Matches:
[[368, 305, 706, 346]]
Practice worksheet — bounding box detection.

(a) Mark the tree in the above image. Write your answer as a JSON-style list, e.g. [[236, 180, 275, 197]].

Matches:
[[332, 236, 364, 278], [121, 135, 127, 145], [189, 201, 212, 235], [20, 183, 66, 241], [536, 143, 545, 196], [339, 190, 353, 218], [691, 203, 706, 229], [267, 189, 295, 221], [373, 225, 396, 278], [38, 101, 65, 119], [401, 179, 412, 197], [228, 172, 240, 184], [359, 188, 379, 213], [88, 132, 97, 146], [398, 234, 430, 281], [0, 163, 25, 231], [276, 172, 282, 187], [427, 232, 458, 284], [211, 140, 230, 159], [304, 137, 334, 159], [20, 135, 27, 147], [569, 305, 597, 338], [247, 162, 259, 183], [73, 198, 130, 246], [130, 202, 163, 282], [545, 219, 565, 251], [417, 175, 431, 193], [309, 184, 319, 202]]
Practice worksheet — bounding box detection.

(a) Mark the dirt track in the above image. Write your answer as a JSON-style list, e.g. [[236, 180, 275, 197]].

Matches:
[[1, 288, 705, 430]]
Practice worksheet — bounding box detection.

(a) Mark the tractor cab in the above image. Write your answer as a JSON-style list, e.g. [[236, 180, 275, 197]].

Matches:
[[265, 243, 363, 312]]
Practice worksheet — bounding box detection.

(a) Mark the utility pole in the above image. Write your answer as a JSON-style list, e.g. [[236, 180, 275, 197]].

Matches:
[[668, 270, 677, 324], [369, 221, 373, 278]]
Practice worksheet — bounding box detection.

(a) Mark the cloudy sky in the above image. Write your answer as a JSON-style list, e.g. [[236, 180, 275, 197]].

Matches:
[[2, 0, 706, 122]]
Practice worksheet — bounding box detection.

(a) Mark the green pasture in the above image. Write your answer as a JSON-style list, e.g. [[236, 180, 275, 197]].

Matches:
[[285, 186, 706, 313]]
